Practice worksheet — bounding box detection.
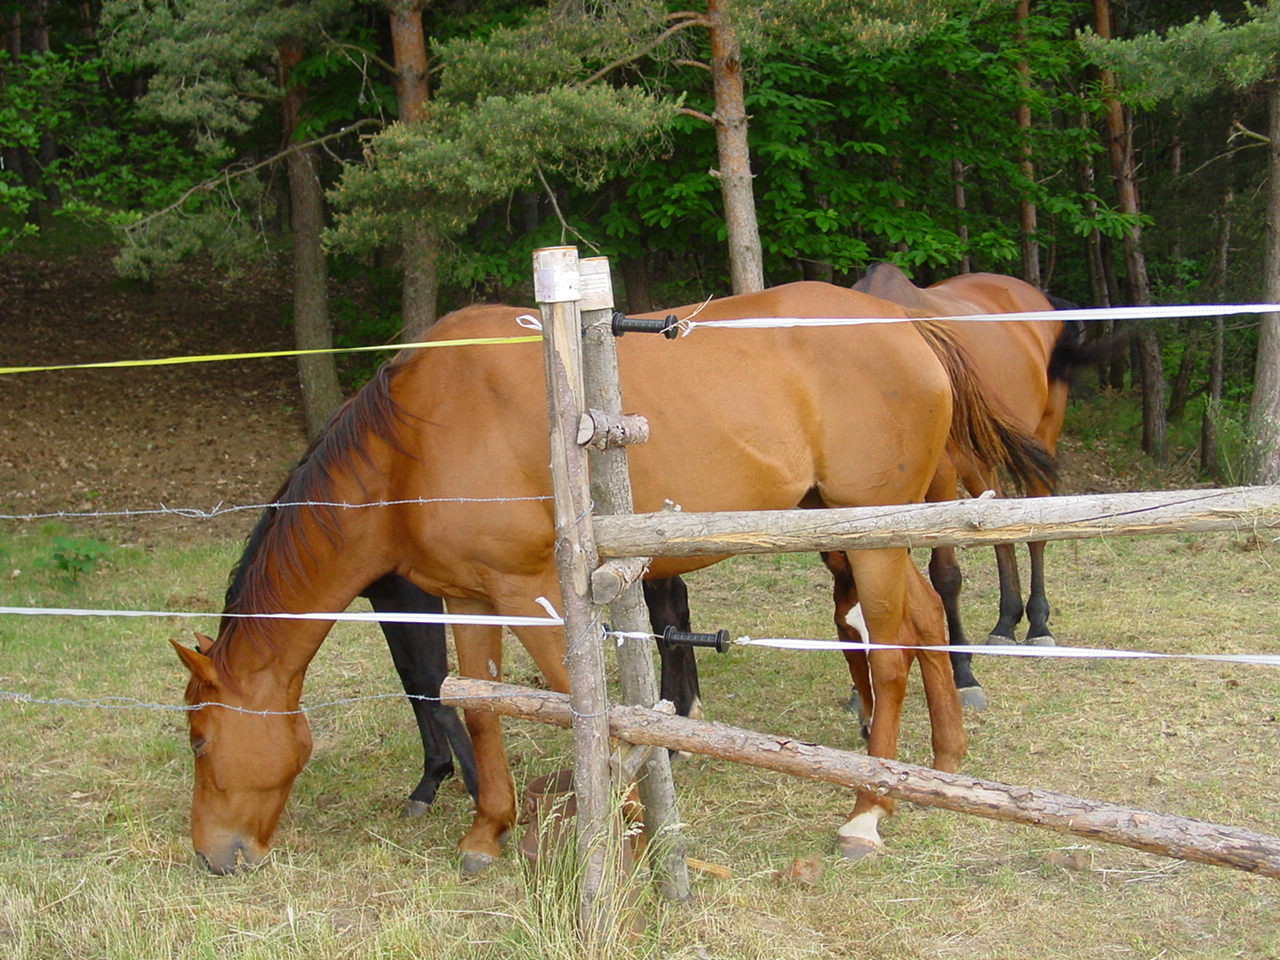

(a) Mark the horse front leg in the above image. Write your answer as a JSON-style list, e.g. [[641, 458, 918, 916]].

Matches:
[[644, 576, 704, 719], [448, 604, 519, 876], [365, 576, 478, 816]]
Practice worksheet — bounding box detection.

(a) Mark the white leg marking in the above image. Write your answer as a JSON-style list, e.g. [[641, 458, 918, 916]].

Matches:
[[837, 808, 886, 846], [843, 602, 867, 638]]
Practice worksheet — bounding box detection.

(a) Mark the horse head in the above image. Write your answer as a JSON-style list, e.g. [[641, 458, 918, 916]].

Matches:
[[172, 635, 312, 874]]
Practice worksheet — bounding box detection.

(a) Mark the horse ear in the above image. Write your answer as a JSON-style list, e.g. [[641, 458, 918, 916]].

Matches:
[[170, 638, 217, 685], [193, 632, 215, 655]]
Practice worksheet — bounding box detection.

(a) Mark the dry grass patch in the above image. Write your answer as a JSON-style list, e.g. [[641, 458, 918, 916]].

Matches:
[[1, 529, 1278, 958]]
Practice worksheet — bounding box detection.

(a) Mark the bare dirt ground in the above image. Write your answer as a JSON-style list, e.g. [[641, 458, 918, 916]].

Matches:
[[0, 251, 310, 541], [1, 249, 1150, 547]]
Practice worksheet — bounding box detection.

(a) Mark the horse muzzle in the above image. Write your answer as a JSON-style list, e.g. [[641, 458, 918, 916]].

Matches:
[[195, 833, 267, 875]]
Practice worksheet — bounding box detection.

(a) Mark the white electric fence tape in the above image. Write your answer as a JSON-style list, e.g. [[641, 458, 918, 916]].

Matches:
[[730, 635, 1280, 667], [678, 302, 1280, 334]]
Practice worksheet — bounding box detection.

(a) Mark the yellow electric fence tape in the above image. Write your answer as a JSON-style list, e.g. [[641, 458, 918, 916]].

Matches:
[[0, 334, 543, 376]]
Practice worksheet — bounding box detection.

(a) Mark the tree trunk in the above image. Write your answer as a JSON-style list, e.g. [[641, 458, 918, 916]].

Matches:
[[706, 0, 764, 295], [280, 41, 344, 440], [1095, 0, 1163, 457], [1202, 315, 1225, 478], [952, 154, 972, 274], [1202, 178, 1233, 477], [1, 11, 32, 212], [1251, 81, 1280, 483], [388, 1, 441, 339], [620, 255, 654, 313], [1166, 329, 1200, 421], [1015, 0, 1040, 288], [24, 0, 61, 214]]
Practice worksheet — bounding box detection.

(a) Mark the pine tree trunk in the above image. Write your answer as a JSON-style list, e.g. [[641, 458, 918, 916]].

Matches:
[[620, 255, 654, 313], [1015, 0, 1040, 288], [1166, 329, 1200, 422], [25, 0, 60, 213], [1, 11, 32, 212], [280, 41, 344, 440], [1095, 0, 1163, 457], [707, 0, 764, 295], [1250, 81, 1280, 483], [1202, 177, 1233, 478], [952, 154, 972, 274], [388, 1, 441, 339]]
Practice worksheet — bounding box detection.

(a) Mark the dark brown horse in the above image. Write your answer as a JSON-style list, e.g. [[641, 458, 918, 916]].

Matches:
[[174, 282, 1051, 874]]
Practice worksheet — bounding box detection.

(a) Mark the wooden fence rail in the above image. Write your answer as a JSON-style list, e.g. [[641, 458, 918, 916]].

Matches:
[[441, 676, 1280, 879], [594, 485, 1280, 559]]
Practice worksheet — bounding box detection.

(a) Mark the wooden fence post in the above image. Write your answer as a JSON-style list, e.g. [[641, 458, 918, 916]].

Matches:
[[533, 246, 613, 933], [579, 256, 692, 902]]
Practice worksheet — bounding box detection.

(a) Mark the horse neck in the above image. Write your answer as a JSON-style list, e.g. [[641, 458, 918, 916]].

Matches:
[[216, 500, 394, 701]]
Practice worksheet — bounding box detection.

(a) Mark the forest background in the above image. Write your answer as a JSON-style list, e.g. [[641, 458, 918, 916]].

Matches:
[[3, 0, 1279, 483]]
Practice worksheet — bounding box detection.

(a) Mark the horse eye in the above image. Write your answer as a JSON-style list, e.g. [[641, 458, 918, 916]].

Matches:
[[191, 737, 207, 757]]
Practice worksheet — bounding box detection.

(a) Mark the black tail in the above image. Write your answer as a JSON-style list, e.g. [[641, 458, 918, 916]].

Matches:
[[1046, 295, 1130, 385]]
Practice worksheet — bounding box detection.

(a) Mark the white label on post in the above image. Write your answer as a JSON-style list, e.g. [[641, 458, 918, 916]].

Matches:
[[578, 257, 615, 311], [532, 246, 580, 303]]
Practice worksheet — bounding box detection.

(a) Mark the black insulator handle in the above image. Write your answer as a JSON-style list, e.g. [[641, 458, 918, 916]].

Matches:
[[662, 625, 730, 653], [611, 311, 680, 338]]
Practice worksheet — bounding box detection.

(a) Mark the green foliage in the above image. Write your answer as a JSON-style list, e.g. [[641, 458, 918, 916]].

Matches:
[[448, 2, 1130, 293], [35, 536, 112, 585], [102, 0, 349, 144], [0, 47, 217, 253], [1080, 2, 1280, 105], [328, 84, 675, 248]]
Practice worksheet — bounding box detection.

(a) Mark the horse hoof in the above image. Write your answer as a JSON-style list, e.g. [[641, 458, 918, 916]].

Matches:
[[957, 685, 988, 712], [986, 632, 1015, 645], [835, 836, 882, 862], [459, 851, 496, 876], [1025, 634, 1056, 647], [400, 799, 431, 819]]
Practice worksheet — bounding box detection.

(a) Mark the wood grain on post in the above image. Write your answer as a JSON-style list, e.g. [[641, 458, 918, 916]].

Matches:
[[533, 246, 612, 927], [594, 486, 1280, 559], [440, 677, 1280, 880], [579, 256, 692, 901]]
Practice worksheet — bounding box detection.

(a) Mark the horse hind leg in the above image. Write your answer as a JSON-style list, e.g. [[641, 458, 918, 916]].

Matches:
[[1024, 539, 1055, 645], [988, 542, 1025, 644], [905, 563, 966, 773], [927, 545, 986, 712], [834, 548, 911, 862], [821, 551, 872, 739]]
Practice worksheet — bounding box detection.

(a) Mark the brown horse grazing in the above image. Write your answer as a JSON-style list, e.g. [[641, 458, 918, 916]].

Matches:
[[173, 281, 1052, 875], [842, 263, 1089, 711]]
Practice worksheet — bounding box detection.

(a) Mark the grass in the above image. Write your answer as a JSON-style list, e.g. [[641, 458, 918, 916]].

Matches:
[[1, 522, 1279, 959]]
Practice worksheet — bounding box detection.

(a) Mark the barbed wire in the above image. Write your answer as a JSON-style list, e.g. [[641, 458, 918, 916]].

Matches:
[[0, 495, 553, 523]]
